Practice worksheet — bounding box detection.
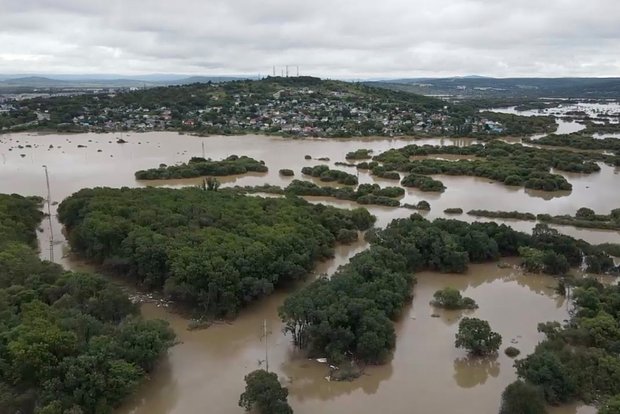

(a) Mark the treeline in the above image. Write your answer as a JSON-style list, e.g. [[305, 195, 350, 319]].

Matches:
[[466, 207, 620, 231], [369, 140, 614, 191], [301, 165, 358, 185], [0, 193, 175, 413], [279, 215, 616, 364], [230, 181, 404, 207], [134, 155, 268, 180], [58, 187, 375, 317], [345, 149, 373, 160], [512, 279, 620, 409], [467, 209, 537, 221], [531, 133, 620, 153]]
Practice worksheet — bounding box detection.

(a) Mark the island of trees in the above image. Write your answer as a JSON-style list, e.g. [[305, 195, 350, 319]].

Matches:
[[0, 193, 175, 413], [58, 187, 375, 317], [279, 215, 616, 364], [134, 155, 267, 180]]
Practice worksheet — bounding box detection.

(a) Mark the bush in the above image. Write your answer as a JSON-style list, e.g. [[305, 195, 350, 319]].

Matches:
[[444, 208, 463, 214], [505, 346, 521, 358], [279, 169, 294, 177], [499, 380, 546, 414], [304, 155, 312, 160], [239, 370, 293, 414], [401, 174, 446, 192], [431, 287, 477, 309]]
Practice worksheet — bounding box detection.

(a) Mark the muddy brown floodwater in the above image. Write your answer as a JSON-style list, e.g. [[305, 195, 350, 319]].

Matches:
[[0, 131, 615, 414]]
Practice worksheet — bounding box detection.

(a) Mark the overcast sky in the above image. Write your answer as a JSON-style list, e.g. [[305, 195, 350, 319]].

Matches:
[[1, 0, 619, 78]]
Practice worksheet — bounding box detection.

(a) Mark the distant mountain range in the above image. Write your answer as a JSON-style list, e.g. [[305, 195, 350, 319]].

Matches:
[[0, 74, 253, 89], [368, 77, 620, 99], [2, 74, 620, 99]]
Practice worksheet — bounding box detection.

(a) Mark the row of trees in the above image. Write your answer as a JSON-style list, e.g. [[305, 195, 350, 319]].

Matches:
[[0, 193, 175, 413], [58, 187, 375, 317], [134, 155, 268, 180], [280, 214, 616, 364]]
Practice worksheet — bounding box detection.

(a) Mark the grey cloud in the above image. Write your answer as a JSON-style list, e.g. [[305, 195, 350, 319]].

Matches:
[[0, 0, 619, 77]]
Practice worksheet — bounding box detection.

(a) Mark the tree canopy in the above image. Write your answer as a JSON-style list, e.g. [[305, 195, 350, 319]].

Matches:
[[239, 370, 293, 414], [0, 193, 175, 414], [58, 187, 375, 317], [455, 317, 502, 356]]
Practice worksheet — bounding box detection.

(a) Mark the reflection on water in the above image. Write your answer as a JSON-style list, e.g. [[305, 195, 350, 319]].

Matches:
[[0, 131, 612, 414], [453, 356, 500, 389]]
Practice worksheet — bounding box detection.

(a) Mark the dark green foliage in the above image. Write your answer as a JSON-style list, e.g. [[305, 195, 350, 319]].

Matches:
[[346, 149, 373, 160], [283, 180, 402, 207], [598, 243, 620, 257], [371, 140, 605, 192], [600, 395, 620, 414], [537, 207, 620, 231], [279, 246, 413, 364], [0, 193, 175, 414], [0, 194, 44, 248], [400, 174, 446, 192], [431, 287, 478, 309], [304, 155, 312, 160], [239, 370, 293, 414], [135, 155, 267, 180], [518, 247, 570, 275], [504, 347, 521, 358], [301, 165, 358, 185], [467, 210, 536, 221], [533, 133, 620, 152], [444, 208, 464, 214], [499, 380, 546, 414], [279, 169, 294, 177], [58, 187, 375, 317], [455, 317, 502, 356], [516, 280, 620, 405]]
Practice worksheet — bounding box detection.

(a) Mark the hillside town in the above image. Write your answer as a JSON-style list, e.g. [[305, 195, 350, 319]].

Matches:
[[0, 79, 515, 137]]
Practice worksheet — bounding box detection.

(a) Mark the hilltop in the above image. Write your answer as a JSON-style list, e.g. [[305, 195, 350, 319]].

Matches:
[[0, 76, 554, 137]]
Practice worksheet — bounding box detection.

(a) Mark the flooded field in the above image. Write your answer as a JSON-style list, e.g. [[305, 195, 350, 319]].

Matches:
[[0, 131, 615, 414]]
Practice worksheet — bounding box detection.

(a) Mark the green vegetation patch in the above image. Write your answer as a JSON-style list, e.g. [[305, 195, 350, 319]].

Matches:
[[135, 155, 267, 180], [58, 187, 375, 317], [0, 193, 175, 413], [301, 165, 358, 185]]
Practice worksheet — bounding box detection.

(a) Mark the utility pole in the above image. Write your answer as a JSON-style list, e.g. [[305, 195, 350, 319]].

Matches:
[[296, 65, 299, 77], [260, 319, 270, 372], [285, 65, 289, 78], [202, 141, 206, 158], [272, 65, 276, 77], [42, 165, 54, 262]]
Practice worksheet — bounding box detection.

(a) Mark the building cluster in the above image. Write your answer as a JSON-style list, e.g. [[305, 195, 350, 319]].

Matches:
[[1, 85, 504, 136]]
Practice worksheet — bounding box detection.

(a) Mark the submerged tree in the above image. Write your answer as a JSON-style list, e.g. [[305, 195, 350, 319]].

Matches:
[[431, 287, 478, 310], [239, 370, 293, 414], [499, 380, 547, 414], [455, 317, 502, 356]]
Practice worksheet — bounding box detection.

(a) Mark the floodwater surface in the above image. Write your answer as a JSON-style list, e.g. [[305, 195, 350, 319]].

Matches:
[[0, 131, 614, 414]]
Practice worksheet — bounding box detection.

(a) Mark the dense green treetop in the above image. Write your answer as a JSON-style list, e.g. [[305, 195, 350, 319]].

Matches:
[[455, 317, 502, 356], [135, 155, 268, 180], [239, 370, 293, 414], [58, 187, 375, 317], [0, 193, 175, 414], [514, 278, 620, 408]]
